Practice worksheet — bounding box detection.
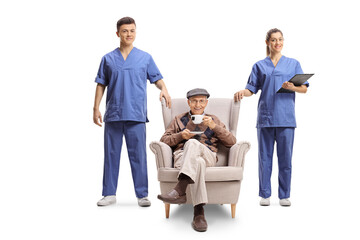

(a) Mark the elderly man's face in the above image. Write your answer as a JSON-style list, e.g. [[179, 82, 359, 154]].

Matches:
[[187, 95, 208, 115]]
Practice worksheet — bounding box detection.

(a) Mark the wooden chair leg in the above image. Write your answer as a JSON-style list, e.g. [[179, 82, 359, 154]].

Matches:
[[231, 204, 236, 218], [165, 203, 170, 218]]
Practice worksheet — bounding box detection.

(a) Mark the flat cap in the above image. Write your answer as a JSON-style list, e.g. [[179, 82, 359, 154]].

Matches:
[[186, 88, 210, 99]]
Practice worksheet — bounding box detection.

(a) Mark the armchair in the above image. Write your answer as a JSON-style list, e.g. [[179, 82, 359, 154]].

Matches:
[[149, 98, 250, 218]]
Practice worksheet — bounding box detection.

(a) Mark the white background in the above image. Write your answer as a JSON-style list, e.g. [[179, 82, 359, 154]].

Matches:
[[1, 0, 359, 239]]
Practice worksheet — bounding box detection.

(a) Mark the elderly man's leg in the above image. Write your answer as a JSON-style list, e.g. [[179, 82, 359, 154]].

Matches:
[[174, 173, 193, 196], [181, 140, 216, 205], [182, 140, 216, 232], [157, 139, 216, 204], [159, 140, 216, 231], [157, 151, 193, 204], [193, 203, 207, 232]]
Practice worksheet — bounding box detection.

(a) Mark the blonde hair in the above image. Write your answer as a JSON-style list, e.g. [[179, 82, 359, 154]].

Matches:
[[266, 28, 283, 56]]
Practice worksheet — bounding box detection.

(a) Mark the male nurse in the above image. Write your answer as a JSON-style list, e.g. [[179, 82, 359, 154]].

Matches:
[[93, 17, 171, 207]]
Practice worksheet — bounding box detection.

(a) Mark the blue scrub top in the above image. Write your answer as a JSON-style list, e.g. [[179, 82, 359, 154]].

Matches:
[[246, 56, 309, 128], [95, 47, 163, 122]]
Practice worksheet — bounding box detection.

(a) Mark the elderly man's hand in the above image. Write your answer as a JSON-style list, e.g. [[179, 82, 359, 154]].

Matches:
[[181, 129, 196, 140], [203, 116, 216, 129]]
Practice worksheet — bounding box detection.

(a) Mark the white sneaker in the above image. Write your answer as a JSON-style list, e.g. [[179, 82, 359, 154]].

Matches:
[[97, 195, 116, 206], [279, 198, 291, 207], [138, 197, 151, 207], [260, 197, 270, 206]]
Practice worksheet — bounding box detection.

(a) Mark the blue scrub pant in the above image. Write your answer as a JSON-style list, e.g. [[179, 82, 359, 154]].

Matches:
[[102, 121, 148, 198], [257, 127, 295, 199]]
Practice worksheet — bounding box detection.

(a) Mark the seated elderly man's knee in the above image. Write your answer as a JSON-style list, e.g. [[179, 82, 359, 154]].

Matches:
[[184, 139, 201, 149]]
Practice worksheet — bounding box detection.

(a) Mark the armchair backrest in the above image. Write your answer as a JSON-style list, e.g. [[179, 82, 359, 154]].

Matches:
[[161, 98, 241, 166]]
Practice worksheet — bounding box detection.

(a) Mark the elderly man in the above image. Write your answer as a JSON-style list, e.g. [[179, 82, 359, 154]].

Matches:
[[157, 88, 236, 232]]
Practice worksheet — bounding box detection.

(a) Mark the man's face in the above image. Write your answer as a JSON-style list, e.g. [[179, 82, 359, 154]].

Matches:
[[116, 23, 136, 46], [187, 95, 208, 115]]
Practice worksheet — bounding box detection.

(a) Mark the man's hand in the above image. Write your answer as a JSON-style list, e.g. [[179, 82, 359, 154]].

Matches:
[[93, 83, 106, 127], [160, 89, 172, 108], [93, 108, 103, 127], [181, 129, 196, 140], [155, 79, 172, 108], [203, 116, 216, 129]]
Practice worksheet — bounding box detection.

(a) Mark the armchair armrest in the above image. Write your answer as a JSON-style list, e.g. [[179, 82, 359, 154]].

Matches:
[[228, 141, 251, 167], [149, 141, 173, 169]]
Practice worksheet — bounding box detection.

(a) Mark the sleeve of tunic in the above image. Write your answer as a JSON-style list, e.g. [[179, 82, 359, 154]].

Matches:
[[295, 61, 309, 88], [95, 56, 109, 86], [245, 64, 262, 94], [147, 55, 163, 83]]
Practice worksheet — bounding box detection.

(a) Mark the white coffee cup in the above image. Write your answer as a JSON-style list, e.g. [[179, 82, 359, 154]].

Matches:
[[191, 115, 203, 124]]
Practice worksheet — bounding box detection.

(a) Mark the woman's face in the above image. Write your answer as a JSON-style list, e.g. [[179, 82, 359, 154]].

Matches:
[[266, 32, 284, 55]]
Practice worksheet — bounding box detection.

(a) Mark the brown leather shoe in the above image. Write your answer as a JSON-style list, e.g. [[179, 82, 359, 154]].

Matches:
[[157, 189, 186, 204], [192, 215, 208, 232]]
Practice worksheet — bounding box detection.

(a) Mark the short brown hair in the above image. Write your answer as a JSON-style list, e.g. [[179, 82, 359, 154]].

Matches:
[[116, 17, 136, 31]]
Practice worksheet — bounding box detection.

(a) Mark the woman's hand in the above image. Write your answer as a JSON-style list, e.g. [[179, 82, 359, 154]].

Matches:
[[282, 81, 295, 90], [234, 89, 253, 102], [282, 82, 308, 93]]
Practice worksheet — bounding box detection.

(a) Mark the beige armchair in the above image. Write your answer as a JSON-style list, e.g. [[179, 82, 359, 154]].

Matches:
[[149, 98, 250, 218]]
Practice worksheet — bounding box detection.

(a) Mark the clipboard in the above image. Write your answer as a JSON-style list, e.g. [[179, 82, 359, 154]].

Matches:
[[277, 74, 314, 93]]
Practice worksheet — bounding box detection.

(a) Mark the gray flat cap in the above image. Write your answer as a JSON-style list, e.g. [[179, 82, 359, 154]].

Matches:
[[186, 88, 210, 99]]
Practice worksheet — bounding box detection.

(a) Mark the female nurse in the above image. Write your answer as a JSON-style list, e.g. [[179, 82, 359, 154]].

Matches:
[[234, 28, 308, 207]]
